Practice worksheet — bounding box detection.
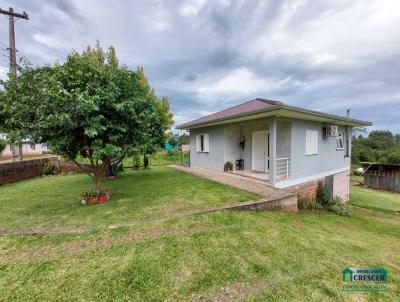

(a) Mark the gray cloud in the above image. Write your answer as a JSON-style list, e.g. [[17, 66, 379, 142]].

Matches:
[[0, 0, 399, 131]]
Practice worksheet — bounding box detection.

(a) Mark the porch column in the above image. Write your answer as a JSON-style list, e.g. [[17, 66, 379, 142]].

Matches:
[[269, 117, 277, 184]]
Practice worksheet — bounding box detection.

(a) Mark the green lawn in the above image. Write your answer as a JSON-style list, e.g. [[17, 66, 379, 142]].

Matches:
[[0, 167, 399, 301], [350, 185, 400, 213], [0, 166, 257, 229], [74, 150, 190, 167]]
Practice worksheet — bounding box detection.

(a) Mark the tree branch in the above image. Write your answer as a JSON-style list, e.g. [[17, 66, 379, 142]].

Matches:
[[72, 159, 95, 180]]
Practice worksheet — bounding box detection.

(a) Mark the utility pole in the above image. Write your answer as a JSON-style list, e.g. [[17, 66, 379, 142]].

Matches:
[[0, 7, 29, 161]]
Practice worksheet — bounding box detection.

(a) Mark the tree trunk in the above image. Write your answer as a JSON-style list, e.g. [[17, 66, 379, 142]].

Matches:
[[94, 173, 101, 194], [93, 166, 105, 194]]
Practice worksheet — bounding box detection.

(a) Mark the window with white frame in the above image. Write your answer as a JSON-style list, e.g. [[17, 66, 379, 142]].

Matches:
[[305, 130, 318, 155], [336, 132, 344, 150], [196, 134, 209, 152]]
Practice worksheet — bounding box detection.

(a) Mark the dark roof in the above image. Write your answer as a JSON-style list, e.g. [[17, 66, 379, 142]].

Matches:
[[178, 98, 281, 128], [176, 97, 372, 129]]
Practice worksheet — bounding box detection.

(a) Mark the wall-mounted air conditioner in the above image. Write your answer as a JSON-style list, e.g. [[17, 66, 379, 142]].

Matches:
[[322, 125, 338, 137]]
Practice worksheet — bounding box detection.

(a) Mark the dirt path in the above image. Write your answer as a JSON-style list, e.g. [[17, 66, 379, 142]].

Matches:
[[0, 225, 228, 262], [0, 195, 297, 237], [0, 225, 96, 236]]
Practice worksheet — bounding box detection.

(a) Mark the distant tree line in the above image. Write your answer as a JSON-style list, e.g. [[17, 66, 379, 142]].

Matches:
[[352, 130, 400, 164]]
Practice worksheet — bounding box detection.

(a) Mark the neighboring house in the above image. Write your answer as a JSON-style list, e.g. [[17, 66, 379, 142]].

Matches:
[[176, 98, 371, 201], [0, 134, 47, 160], [180, 144, 190, 152]]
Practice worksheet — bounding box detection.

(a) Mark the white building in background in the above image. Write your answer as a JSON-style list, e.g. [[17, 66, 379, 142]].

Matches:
[[0, 133, 47, 159]]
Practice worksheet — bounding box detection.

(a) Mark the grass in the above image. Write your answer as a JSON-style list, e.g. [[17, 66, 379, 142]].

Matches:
[[350, 185, 400, 213], [0, 166, 257, 228], [0, 167, 399, 301], [74, 150, 190, 167]]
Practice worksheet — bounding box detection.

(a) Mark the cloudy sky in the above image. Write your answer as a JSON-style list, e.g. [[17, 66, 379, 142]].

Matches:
[[0, 0, 399, 131]]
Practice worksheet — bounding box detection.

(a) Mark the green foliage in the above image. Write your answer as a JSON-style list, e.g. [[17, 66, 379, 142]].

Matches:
[[298, 197, 322, 210], [40, 163, 59, 176], [167, 132, 179, 148], [316, 181, 332, 206], [329, 196, 352, 217], [0, 42, 172, 191], [143, 154, 149, 168], [0, 138, 7, 153], [111, 163, 123, 176], [132, 154, 142, 169], [224, 161, 233, 171], [312, 183, 351, 216], [352, 130, 400, 164], [178, 133, 189, 146]]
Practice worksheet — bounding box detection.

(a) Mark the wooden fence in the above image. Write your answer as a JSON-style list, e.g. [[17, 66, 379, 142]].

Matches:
[[364, 170, 400, 192]]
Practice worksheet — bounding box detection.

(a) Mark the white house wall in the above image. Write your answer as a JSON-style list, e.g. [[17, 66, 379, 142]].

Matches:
[[189, 126, 225, 171], [223, 125, 241, 166], [290, 119, 351, 180], [1, 143, 46, 158]]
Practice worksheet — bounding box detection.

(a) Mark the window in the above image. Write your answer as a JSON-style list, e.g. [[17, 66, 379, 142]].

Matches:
[[30, 143, 36, 150], [306, 130, 318, 155], [196, 134, 209, 152], [336, 132, 344, 150]]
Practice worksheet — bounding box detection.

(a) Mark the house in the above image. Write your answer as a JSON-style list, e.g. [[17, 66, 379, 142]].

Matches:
[[176, 98, 371, 201], [180, 144, 190, 152], [0, 134, 47, 160]]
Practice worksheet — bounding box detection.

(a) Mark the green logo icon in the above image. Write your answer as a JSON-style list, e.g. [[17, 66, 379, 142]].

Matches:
[[342, 267, 388, 291]]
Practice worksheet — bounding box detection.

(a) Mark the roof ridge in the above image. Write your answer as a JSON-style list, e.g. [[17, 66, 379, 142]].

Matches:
[[255, 98, 282, 105], [181, 99, 261, 126], [179, 97, 282, 127]]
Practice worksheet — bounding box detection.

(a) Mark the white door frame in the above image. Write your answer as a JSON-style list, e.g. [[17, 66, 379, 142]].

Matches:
[[251, 130, 269, 172]]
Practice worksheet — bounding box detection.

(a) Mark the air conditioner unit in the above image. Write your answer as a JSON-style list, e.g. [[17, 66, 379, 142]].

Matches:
[[323, 125, 338, 137]]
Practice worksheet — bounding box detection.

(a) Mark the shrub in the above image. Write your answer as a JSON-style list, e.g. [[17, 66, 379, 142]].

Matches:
[[41, 163, 59, 176], [132, 154, 142, 169], [298, 197, 321, 210], [110, 163, 123, 176], [0, 139, 7, 153], [329, 203, 352, 217], [316, 181, 332, 206], [143, 155, 149, 168], [224, 161, 233, 171]]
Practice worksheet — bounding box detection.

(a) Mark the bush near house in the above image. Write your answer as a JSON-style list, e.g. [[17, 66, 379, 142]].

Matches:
[[299, 182, 352, 216]]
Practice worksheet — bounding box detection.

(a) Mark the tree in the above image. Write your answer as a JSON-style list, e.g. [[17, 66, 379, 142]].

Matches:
[[352, 129, 400, 164], [0, 43, 172, 192], [167, 132, 179, 149], [0, 138, 6, 153], [178, 133, 189, 146]]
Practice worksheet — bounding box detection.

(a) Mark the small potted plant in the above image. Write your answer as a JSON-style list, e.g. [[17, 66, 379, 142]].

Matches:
[[97, 188, 112, 203], [97, 190, 108, 203], [82, 191, 98, 205]]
